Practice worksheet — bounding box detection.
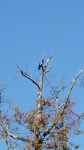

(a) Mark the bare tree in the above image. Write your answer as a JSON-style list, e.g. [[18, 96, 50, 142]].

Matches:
[[0, 51, 84, 150]]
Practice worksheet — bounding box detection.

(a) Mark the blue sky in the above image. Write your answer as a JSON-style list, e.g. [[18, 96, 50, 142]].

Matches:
[[0, 0, 84, 149]]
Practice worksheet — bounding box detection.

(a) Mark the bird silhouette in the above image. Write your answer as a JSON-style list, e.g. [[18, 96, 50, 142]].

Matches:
[[38, 59, 44, 70]]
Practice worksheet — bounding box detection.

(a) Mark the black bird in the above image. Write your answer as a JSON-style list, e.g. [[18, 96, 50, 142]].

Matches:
[[38, 59, 44, 70]]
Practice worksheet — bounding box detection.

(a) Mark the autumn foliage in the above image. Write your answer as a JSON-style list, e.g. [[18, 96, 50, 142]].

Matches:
[[0, 51, 84, 150]]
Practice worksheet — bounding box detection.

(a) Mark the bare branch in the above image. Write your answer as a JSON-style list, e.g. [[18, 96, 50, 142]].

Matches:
[[56, 82, 70, 111], [41, 111, 64, 141], [41, 69, 84, 141], [20, 70, 40, 89], [44, 53, 54, 73], [5, 136, 9, 150], [64, 69, 84, 107], [0, 120, 34, 146], [15, 63, 40, 89], [42, 50, 47, 60], [37, 53, 54, 117]]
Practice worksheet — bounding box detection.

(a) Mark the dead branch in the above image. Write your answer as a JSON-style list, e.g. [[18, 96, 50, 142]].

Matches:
[[15, 63, 40, 89], [43, 53, 54, 73], [41, 110, 64, 141], [37, 53, 54, 116], [0, 120, 34, 146], [63, 69, 84, 109], [56, 82, 70, 113], [41, 69, 84, 142], [5, 136, 9, 150]]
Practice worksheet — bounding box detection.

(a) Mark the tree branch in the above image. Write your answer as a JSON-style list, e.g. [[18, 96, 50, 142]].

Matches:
[[0, 120, 34, 146], [37, 53, 54, 115], [15, 63, 40, 89], [41, 111, 64, 141], [44, 53, 54, 73], [5, 136, 9, 150], [64, 69, 84, 108], [41, 69, 84, 142]]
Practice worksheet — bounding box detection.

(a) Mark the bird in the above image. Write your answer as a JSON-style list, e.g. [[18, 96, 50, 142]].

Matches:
[[38, 59, 44, 70]]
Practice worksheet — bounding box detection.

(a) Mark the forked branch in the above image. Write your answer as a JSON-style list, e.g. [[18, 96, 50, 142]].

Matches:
[[41, 69, 84, 142], [64, 69, 84, 108], [0, 120, 34, 146]]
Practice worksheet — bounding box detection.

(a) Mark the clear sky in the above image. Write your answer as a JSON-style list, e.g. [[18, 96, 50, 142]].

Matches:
[[0, 0, 84, 149]]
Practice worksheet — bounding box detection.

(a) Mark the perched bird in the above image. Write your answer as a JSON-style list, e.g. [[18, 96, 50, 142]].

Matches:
[[38, 59, 44, 70]]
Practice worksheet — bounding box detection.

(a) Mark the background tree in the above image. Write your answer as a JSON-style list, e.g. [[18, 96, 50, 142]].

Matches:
[[0, 51, 84, 150]]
